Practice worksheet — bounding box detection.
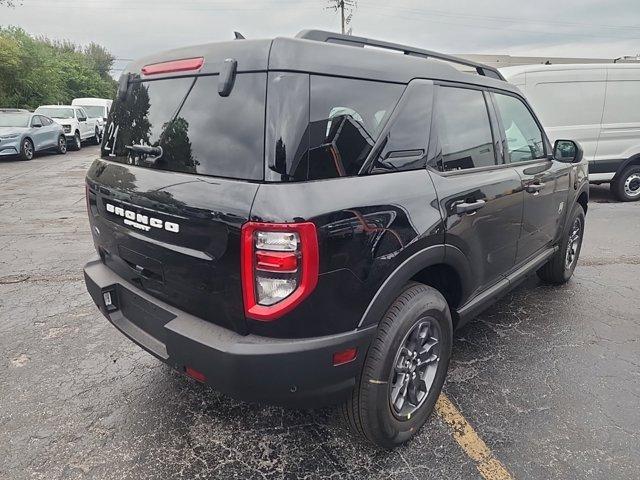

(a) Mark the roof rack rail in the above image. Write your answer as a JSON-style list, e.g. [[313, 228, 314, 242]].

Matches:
[[296, 29, 505, 81]]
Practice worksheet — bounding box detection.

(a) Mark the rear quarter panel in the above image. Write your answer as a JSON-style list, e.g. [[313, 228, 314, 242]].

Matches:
[[249, 170, 444, 338]]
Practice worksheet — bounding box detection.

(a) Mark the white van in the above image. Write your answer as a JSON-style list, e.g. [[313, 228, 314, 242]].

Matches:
[[71, 98, 113, 138], [500, 64, 640, 201]]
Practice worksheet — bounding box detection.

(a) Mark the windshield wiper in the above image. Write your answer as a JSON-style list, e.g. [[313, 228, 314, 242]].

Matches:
[[125, 144, 163, 165]]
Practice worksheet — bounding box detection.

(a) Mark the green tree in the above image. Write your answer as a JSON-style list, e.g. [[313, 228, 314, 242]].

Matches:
[[84, 43, 115, 79], [0, 27, 117, 109]]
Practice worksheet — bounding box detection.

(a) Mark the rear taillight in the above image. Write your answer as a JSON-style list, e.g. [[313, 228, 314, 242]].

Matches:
[[241, 222, 319, 321]]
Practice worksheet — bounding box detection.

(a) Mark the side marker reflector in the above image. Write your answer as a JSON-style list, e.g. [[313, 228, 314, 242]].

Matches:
[[333, 348, 358, 366], [184, 366, 206, 383]]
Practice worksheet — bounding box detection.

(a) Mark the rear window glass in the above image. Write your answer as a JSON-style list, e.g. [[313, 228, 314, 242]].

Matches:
[[102, 73, 266, 180], [266, 75, 404, 181]]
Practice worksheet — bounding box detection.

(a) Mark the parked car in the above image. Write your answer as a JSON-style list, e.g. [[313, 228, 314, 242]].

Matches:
[[0, 108, 66, 160], [500, 63, 640, 201], [72, 98, 113, 139], [83, 30, 588, 448], [34, 105, 100, 150]]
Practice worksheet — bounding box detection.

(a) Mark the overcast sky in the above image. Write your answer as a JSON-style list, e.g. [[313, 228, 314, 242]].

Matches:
[[2, 0, 639, 75]]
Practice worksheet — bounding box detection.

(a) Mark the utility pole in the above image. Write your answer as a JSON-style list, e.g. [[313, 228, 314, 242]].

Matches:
[[327, 0, 356, 35]]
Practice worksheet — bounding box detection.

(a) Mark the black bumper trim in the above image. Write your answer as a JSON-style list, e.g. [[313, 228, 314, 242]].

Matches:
[[84, 257, 376, 407], [589, 158, 623, 174]]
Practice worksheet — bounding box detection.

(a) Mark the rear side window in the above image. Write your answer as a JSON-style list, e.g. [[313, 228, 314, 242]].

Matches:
[[266, 75, 404, 181], [493, 93, 545, 163], [308, 76, 403, 180], [369, 81, 434, 174], [102, 74, 266, 180], [432, 86, 496, 171]]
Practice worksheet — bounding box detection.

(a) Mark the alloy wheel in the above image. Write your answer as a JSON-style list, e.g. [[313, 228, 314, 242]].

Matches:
[[389, 318, 441, 418], [24, 140, 33, 159], [565, 217, 582, 269], [59, 137, 67, 153]]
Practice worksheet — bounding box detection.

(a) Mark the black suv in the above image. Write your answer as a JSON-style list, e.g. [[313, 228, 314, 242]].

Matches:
[[84, 30, 588, 448]]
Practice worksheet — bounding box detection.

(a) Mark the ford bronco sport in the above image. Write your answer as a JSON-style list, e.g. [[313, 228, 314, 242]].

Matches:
[[84, 30, 589, 448]]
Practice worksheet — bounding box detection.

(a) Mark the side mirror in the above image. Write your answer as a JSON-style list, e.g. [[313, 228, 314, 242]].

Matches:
[[33, 123, 42, 128], [79, 117, 87, 122], [553, 139, 583, 164]]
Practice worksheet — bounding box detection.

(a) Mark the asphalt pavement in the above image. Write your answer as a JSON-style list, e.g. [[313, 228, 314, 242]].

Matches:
[[1, 147, 638, 480]]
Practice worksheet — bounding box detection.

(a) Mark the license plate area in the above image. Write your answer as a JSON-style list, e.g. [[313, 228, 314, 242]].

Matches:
[[116, 285, 176, 345]]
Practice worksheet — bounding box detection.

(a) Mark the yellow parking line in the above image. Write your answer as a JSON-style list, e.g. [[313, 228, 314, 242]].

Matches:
[[436, 394, 514, 480]]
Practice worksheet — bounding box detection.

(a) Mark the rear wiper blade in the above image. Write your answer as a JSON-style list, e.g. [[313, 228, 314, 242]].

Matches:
[[125, 144, 163, 165]]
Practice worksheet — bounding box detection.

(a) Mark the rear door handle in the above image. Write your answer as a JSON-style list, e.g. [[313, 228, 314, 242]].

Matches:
[[525, 182, 545, 194], [454, 199, 486, 214]]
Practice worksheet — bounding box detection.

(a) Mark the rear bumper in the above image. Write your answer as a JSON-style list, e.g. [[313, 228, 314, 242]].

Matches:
[[84, 257, 375, 407]]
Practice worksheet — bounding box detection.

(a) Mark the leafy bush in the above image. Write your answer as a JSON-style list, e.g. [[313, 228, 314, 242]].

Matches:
[[0, 27, 117, 110]]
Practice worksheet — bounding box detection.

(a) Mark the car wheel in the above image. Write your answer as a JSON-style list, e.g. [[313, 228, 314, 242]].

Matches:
[[537, 203, 585, 284], [340, 282, 452, 448], [93, 128, 101, 145], [57, 135, 67, 154], [611, 165, 640, 202], [70, 132, 82, 151], [20, 138, 34, 161]]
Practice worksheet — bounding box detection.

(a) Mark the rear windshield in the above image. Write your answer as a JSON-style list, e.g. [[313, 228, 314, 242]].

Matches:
[[102, 73, 266, 180]]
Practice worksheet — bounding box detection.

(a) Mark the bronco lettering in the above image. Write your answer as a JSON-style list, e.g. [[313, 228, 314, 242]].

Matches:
[[105, 202, 180, 233]]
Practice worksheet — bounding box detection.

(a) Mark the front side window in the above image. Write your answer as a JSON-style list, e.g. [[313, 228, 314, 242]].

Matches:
[[494, 93, 545, 163], [432, 87, 496, 171], [31, 116, 42, 127]]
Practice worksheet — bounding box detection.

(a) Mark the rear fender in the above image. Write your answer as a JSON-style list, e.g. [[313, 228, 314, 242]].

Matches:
[[614, 153, 640, 180], [358, 244, 473, 328]]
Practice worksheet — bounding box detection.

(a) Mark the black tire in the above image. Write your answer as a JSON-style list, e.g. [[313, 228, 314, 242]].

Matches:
[[537, 203, 585, 284], [70, 132, 82, 151], [56, 135, 67, 154], [340, 282, 453, 448], [20, 138, 34, 161], [611, 165, 640, 202], [93, 127, 101, 145]]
